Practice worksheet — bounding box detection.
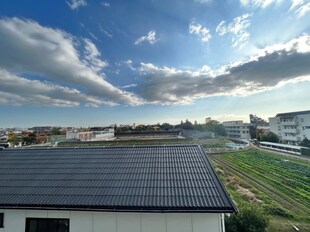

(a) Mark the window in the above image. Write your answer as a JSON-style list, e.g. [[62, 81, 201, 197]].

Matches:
[[0, 213, 3, 228], [25, 218, 69, 232]]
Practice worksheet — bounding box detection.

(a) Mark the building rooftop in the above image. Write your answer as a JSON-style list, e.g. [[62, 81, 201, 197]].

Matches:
[[276, 110, 310, 118], [0, 145, 236, 213]]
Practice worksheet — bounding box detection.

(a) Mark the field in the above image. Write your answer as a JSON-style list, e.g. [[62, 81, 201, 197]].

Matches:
[[209, 149, 310, 231], [58, 138, 232, 148]]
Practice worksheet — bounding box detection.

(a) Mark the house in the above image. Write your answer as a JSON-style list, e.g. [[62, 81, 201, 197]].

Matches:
[[269, 110, 310, 145], [0, 145, 236, 232]]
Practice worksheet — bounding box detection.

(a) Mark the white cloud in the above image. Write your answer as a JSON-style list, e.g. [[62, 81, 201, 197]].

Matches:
[[134, 30, 157, 45], [290, 0, 310, 17], [123, 59, 136, 71], [121, 84, 137, 89], [0, 18, 142, 106], [193, 0, 212, 3], [99, 25, 113, 38], [83, 38, 108, 72], [216, 14, 251, 48], [0, 69, 114, 107], [101, 1, 110, 7], [67, 0, 87, 10], [137, 35, 310, 104], [240, 0, 281, 8], [189, 22, 212, 44]]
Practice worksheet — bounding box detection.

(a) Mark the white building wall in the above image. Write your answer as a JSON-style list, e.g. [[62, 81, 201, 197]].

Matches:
[[0, 209, 223, 232], [269, 113, 310, 144]]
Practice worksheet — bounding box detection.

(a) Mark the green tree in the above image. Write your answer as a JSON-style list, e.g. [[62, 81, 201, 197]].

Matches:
[[22, 132, 37, 145], [225, 206, 269, 232], [8, 132, 19, 146], [204, 120, 227, 136], [160, 123, 173, 131], [51, 127, 62, 135], [260, 131, 279, 143], [300, 138, 310, 148]]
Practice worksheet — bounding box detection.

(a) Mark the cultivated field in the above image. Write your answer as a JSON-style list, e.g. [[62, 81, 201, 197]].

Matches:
[[210, 149, 310, 231]]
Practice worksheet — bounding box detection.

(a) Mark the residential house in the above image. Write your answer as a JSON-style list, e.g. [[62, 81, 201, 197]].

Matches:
[[0, 145, 236, 232]]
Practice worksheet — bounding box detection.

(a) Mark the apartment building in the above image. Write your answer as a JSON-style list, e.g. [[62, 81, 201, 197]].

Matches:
[[269, 110, 310, 145], [222, 120, 252, 140]]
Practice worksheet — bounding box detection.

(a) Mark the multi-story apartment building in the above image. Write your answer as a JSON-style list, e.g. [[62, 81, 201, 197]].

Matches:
[[222, 120, 252, 140], [269, 110, 310, 145]]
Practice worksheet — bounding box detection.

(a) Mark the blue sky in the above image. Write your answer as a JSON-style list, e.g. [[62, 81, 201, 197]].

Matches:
[[0, 0, 309, 128]]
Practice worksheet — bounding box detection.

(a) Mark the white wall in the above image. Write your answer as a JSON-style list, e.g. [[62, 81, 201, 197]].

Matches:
[[0, 209, 223, 232]]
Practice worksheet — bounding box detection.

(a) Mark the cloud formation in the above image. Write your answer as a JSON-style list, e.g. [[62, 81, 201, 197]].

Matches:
[[0, 18, 142, 106], [0, 69, 113, 107], [67, 0, 87, 10], [290, 0, 310, 17], [240, 0, 281, 8], [134, 30, 157, 45], [189, 22, 212, 44], [216, 14, 251, 48], [101, 2, 110, 7], [137, 35, 310, 104]]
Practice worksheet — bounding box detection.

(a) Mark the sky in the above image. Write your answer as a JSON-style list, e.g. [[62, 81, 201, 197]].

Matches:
[[0, 0, 309, 128]]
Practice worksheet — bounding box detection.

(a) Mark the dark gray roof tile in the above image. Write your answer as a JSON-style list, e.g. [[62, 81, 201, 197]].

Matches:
[[0, 145, 236, 212]]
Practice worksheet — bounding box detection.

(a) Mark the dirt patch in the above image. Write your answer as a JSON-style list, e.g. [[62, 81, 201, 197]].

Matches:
[[227, 176, 263, 203]]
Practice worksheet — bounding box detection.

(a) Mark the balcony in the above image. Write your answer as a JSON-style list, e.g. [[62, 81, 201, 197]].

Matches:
[[281, 121, 297, 126], [282, 136, 298, 141], [282, 128, 298, 133]]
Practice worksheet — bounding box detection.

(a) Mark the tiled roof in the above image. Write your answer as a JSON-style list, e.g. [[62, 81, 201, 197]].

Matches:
[[0, 145, 236, 213]]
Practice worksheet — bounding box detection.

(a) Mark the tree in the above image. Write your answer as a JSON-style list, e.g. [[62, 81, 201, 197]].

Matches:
[[259, 131, 279, 143], [22, 132, 37, 145], [51, 127, 61, 135], [8, 132, 19, 146], [182, 119, 194, 130], [204, 120, 227, 136], [225, 205, 269, 232], [300, 138, 310, 148], [160, 123, 173, 131]]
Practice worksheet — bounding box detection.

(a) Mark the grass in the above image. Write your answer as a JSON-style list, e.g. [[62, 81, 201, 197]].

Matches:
[[210, 148, 310, 231]]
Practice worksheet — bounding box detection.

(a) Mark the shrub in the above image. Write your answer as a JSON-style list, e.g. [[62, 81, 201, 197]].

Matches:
[[225, 205, 269, 232]]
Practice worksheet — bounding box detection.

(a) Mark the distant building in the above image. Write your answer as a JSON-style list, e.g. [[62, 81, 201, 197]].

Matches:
[[66, 130, 78, 140], [30, 126, 52, 132], [223, 120, 252, 140], [66, 128, 115, 141], [92, 128, 115, 141], [78, 131, 94, 141], [269, 110, 310, 145]]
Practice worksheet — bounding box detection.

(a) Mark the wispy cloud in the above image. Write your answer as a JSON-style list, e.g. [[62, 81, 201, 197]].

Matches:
[[134, 30, 157, 45], [123, 59, 136, 71], [193, 0, 212, 4], [0, 18, 142, 106], [82, 38, 108, 72], [189, 22, 212, 44], [121, 84, 137, 89], [240, 0, 281, 8], [66, 0, 87, 10], [290, 0, 310, 17], [216, 14, 251, 48], [99, 25, 113, 38], [137, 35, 310, 104], [101, 1, 110, 7]]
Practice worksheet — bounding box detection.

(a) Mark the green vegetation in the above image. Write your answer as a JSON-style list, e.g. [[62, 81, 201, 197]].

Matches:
[[59, 138, 232, 148], [257, 131, 279, 143], [225, 205, 269, 232], [210, 149, 310, 231]]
